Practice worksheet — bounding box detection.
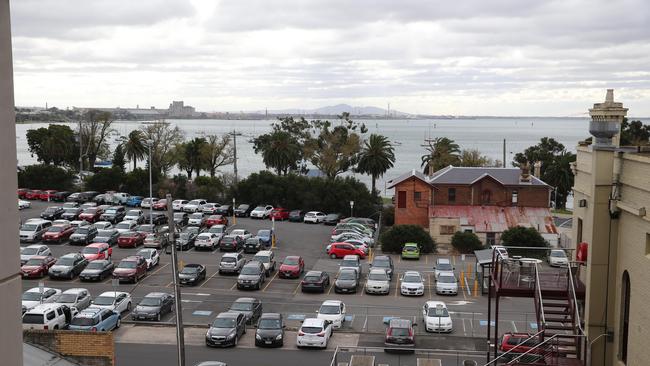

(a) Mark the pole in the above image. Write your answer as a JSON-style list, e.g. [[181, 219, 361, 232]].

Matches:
[[502, 139, 506, 168], [78, 119, 83, 176], [148, 144, 153, 225], [167, 193, 185, 366], [232, 197, 236, 225], [232, 130, 238, 184]]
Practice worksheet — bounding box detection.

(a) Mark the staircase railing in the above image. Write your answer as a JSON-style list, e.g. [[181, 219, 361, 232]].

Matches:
[[481, 330, 545, 366], [507, 334, 559, 365], [566, 262, 585, 359], [533, 263, 546, 339]]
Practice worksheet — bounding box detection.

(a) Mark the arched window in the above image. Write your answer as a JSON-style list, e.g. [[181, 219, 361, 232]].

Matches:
[[618, 270, 630, 363]]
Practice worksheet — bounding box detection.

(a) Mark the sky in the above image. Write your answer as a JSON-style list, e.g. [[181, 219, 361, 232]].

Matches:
[[9, 0, 650, 116]]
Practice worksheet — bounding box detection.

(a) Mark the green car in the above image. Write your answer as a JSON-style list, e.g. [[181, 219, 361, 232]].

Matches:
[[401, 243, 420, 259]]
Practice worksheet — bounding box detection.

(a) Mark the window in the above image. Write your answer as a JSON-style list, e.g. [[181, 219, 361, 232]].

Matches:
[[397, 191, 406, 208], [448, 188, 456, 203], [440, 225, 455, 235], [414, 191, 422, 201], [486, 233, 496, 246], [512, 190, 518, 205], [618, 271, 630, 363], [482, 190, 491, 204], [46, 311, 55, 321]]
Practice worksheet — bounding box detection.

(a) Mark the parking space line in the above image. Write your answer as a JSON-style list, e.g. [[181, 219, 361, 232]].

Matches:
[[428, 273, 433, 299], [165, 281, 173, 288], [511, 320, 518, 332], [230, 282, 238, 291], [394, 274, 400, 298], [149, 263, 169, 277], [262, 271, 278, 291], [199, 270, 220, 288], [326, 281, 335, 295], [292, 281, 302, 295]]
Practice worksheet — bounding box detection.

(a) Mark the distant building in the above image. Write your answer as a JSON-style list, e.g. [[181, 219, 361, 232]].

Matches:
[[168, 100, 196, 118]]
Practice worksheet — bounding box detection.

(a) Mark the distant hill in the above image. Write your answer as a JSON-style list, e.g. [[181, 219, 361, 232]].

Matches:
[[255, 104, 410, 117]]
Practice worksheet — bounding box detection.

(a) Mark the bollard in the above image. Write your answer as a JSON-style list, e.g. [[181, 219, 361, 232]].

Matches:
[[473, 279, 479, 297]]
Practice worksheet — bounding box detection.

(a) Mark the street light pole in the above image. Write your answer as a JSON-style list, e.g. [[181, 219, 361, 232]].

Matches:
[[232, 197, 236, 225], [166, 194, 186, 366], [147, 140, 153, 224], [350, 200, 354, 218]]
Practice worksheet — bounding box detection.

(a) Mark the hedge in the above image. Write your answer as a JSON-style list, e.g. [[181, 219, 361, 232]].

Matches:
[[379, 224, 436, 253]]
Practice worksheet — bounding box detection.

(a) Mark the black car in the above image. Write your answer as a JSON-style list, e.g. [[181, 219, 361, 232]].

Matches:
[[61, 207, 82, 221], [335, 268, 360, 293], [176, 231, 197, 251], [79, 259, 115, 281], [69, 226, 99, 245], [145, 212, 168, 225], [243, 237, 262, 254], [52, 191, 71, 202], [301, 271, 330, 293], [206, 312, 247, 347], [288, 210, 305, 222], [216, 205, 233, 216], [173, 212, 189, 226], [94, 229, 120, 246], [131, 292, 174, 321], [220, 235, 243, 252], [255, 313, 285, 347], [179, 264, 206, 286], [82, 191, 101, 201], [234, 204, 253, 217], [100, 206, 126, 223], [40, 206, 64, 221], [324, 213, 342, 225], [237, 261, 265, 290], [228, 297, 262, 324]]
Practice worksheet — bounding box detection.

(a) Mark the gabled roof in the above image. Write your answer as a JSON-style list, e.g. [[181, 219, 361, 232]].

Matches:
[[429, 166, 548, 187], [386, 169, 429, 189]]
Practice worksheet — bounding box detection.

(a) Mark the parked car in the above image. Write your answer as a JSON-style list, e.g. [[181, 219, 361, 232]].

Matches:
[[118, 231, 146, 248], [365, 268, 391, 295], [370, 255, 394, 279], [80, 260, 114, 281], [384, 318, 415, 350], [81, 243, 112, 261], [113, 255, 147, 283], [146, 211, 168, 225], [253, 250, 276, 276], [257, 229, 275, 247], [219, 235, 243, 252], [323, 213, 342, 225], [401, 243, 421, 260], [250, 205, 273, 219], [435, 273, 459, 295], [339, 255, 362, 278], [135, 224, 158, 235], [69, 307, 120, 331], [400, 271, 425, 296], [177, 231, 197, 251], [269, 207, 290, 221], [140, 197, 159, 209], [301, 271, 330, 293], [115, 220, 138, 234], [184, 199, 207, 213], [143, 233, 168, 249], [255, 313, 284, 347], [132, 292, 174, 321], [219, 252, 246, 275], [94, 229, 120, 246], [39, 190, 58, 201], [434, 258, 455, 278], [228, 297, 262, 324], [21, 255, 57, 278], [17, 188, 29, 199], [42, 223, 75, 243], [205, 215, 228, 227], [207, 224, 226, 241], [18, 199, 31, 210], [205, 312, 247, 347], [279, 256, 304, 278], [152, 199, 168, 211], [296, 318, 333, 349], [124, 209, 145, 224], [100, 206, 126, 223], [188, 212, 206, 227], [50, 288, 92, 312], [19, 219, 52, 243], [341, 217, 377, 231], [61, 207, 82, 221], [237, 261, 266, 290], [136, 248, 160, 269], [93, 221, 113, 230], [317, 300, 346, 328], [230, 229, 252, 241], [234, 204, 253, 217], [330, 231, 374, 246], [20, 244, 51, 265], [303, 211, 326, 224], [172, 199, 189, 211], [548, 249, 569, 267], [25, 190, 43, 200], [48, 253, 88, 279], [491, 245, 509, 260], [288, 209, 305, 222], [194, 233, 219, 251], [328, 242, 366, 259], [40, 206, 64, 221], [78, 207, 103, 223], [497, 333, 543, 362], [179, 263, 206, 286], [422, 301, 452, 333], [52, 191, 71, 202], [202, 203, 220, 215], [244, 237, 263, 253], [22, 287, 61, 312], [334, 268, 359, 293], [22, 303, 70, 330], [173, 212, 189, 226], [91, 291, 132, 313], [216, 205, 233, 216], [63, 201, 80, 209]]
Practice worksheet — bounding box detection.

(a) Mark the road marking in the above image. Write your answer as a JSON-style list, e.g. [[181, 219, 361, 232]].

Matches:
[[428, 273, 433, 299], [511, 321, 518, 332], [183, 292, 211, 296], [181, 299, 201, 303], [230, 282, 238, 291], [292, 281, 302, 295], [395, 275, 400, 298], [326, 280, 334, 295], [262, 271, 279, 291], [149, 263, 169, 277], [165, 281, 173, 288], [199, 270, 220, 288], [425, 255, 428, 265], [462, 318, 467, 335]]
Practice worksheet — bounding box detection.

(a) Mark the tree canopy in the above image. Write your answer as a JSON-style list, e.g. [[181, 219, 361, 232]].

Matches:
[[26, 124, 78, 167]]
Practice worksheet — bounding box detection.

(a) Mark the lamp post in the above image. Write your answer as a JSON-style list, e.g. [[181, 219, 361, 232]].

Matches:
[[146, 139, 153, 224], [232, 197, 236, 225], [350, 200, 354, 218]]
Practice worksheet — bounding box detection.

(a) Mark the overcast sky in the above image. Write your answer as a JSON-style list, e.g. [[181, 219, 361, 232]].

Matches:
[[9, 0, 650, 116]]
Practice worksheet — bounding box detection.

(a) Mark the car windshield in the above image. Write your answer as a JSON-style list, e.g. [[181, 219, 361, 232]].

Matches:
[[86, 262, 106, 270], [209, 227, 223, 233], [319, 305, 340, 315], [105, 209, 117, 214], [300, 326, 322, 334], [83, 208, 98, 214], [22, 292, 43, 301], [94, 237, 110, 243], [340, 259, 358, 267], [22, 247, 40, 255], [389, 327, 411, 337], [253, 255, 269, 263], [75, 228, 90, 234], [136, 250, 152, 258], [246, 238, 258, 244], [118, 261, 137, 269], [198, 235, 212, 240], [45, 208, 58, 213], [54, 293, 78, 303], [173, 213, 184, 219], [221, 257, 236, 263], [22, 314, 44, 324], [116, 223, 132, 230], [403, 246, 418, 252], [257, 230, 270, 237], [230, 302, 253, 311], [304, 275, 321, 282], [254, 206, 265, 211], [126, 211, 140, 216], [221, 237, 233, 243], [240, 266, 260, 275], [140, 297, 161, 306], [121, 232, 138, 238], [283, 258, 299, 266], [189, 200, 202, 205], [373, 259, 390, 268], [403, 274, 422, 283], [258, 318, 281, 329], [179, 233, 193, 240], [24, 258, 45, 266], [56, 258, 75, 266], [138, 225, 154, 232], [438, 275, 456, 283], [437, 262, 453, 271], [93, 296, 115, 306], [82, 247, 100, 254], [212, 318, 236, 328], [368, 272, 388, 281], [181, 266, 200, 274], [231, 230, 244, 235], [97, 230, 114, 237], [551, 251, 566, 258], [338, 271, 356, 280], [191, 213, 203, 219], [427, 307, 449, 317], [70, 316, 97, 326], [20, 224, 37, 231]]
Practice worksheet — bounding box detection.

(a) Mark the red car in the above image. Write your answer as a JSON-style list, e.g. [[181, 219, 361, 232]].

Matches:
[[279, 256, 305, 278], [498, 333, 542, 361], [205, 215, 228, 227], [41, 224, 75, 243], [112, 255, 147, 283], [118, 231, 146, 248], [327, 242, 367, 259], [21, 255, 57, 278], [40, 190, 58, 201], [25, 190, 43, 200], [79, 207, 103, 223], [17, 188, 29, 199], [81, 243, 112, 261], [269, 208, 290, 221], [153, 199, 168, 211]]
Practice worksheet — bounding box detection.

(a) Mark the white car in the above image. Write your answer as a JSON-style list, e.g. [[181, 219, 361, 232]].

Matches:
[[422, 301, 453, 333], [316, 300, 347, 329], [492, 245, 509, 260], [330, 232, 374, 246], [52, 219, 71, 226], [434, 258, 455, 278], [365, 268, 391, 295], [70, 220, 90, 228], [183, 199, 207, 213], [435, 273, 458, 295], [201, 203, 219, 215], [296, 318, 333, 349], [400, 271, 425, 296], [172, 199, 189, 211], [250, 205, 274, 219], [20, 244, 51, 265], [548, 249, 569, 267], [94, 221, 113, 230], [22, 287, 61, 312], [140, 197, 159, 209], [18, 199, 31, 210], [304, 211, 326, 224], [207, 225, 226, 241], [188, 213, 205, 226], [230, 229, 252, 241], [115, 220, 138, 234], [48, 288, 92, 313], [195, 233, 219, 250], [22, 303, 69, 330], [91, 291, 132, 313], [136, 248, 160, 269], [253, 250, 276, 276], [124, 209, 144, 224]]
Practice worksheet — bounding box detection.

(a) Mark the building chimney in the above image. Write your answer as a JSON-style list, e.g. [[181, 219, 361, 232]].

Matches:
[[519, 162, 531, 184], [533, 161, 542, 178], [588, 89, 628, 149]]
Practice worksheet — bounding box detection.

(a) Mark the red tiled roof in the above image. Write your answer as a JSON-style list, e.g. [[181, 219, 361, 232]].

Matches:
[[430, 205, 558, 234]]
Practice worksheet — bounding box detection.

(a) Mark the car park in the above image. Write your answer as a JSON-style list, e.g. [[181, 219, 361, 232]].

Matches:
[[49, 288, 92, 312], [184, 199, 207, 213], [152, 199, 168, 210], [91, 291, 132, 313], [93, 221, 113, 230], [279, 256, 304, 278], [253, 250, 276, 276], [94, 229, 120, 246], [401, 243, 420, 259], [323, 213, 342, 225], [301, 271, 330, 293], [317, 300, 346, 328], [365, 268, 391, 295], [21, 256, 57, 278], [80, 260, 115, 281], [219, 235, 243, 252], [48, 253, 88, 280], [40, 206, 64, 221], [256, 229, 275, 247], [117, 231, 146, 248], [334, 268, 359, 293], [202, 203, 220, 215], [255, 313, 284, 347], [124, 210, 145, 224], [132, 292, 174, 321], [78, 207, 103, 223], [339, 255, 362, 277], [173, 212, 189, 226], [140, 197, 159, 209], [434, 258, 455, 278], [269, 207, 290, 221], [179, 263, 207, 285], [22, 303, 70, 330], [400, 271, 425, 296], [22, 287, 61, 312], [100, 206, 126, 223], [195, 233, 219, 251], [20, 219, 52, 243], [384, 318, 415, 349], [244, 237, 263, 253], [422, 301, 452, 333], [143, 233, 167, 249], [250, 205, 274, 219], [69, 225, 98, 245], [234, 204, 253, 217], [435, 273, 458, 295], [237, 261, 266, 290], [328, 242, 366, 259], [205, 312, 246, 347], [60, 207, 82, 221], [136, 248, 160, 269], [188, 212, 206, 227], [219, 252, 246, 274], [81, 243, 112, 261], [303, 211, 326, 224], [296, 318, 333, 349], [69, 307, 120, 332], [20, 244, 51, 265], [172, 199, 189, 211], [228, 297, 262, 324], [205, 215, 228, 227], [113, 256, 147, 283], [548, 249, 569, 267]]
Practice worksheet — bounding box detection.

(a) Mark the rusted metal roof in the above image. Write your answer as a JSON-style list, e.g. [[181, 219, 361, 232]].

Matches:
[[431, 205, 558, 234]]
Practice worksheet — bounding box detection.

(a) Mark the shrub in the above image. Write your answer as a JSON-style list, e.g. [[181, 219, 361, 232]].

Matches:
[[451, 231, 483, 254], [381, 205, 394, 227], [500, 226, 549, 258], [379, 224, 436, 253], [85, 168, 125, 192], [18, 164, 75, 191]]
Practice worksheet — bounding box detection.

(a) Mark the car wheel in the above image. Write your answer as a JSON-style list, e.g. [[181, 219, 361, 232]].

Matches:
[[330, 254, 337, 259], [156, 313, 161, 321], [126, 302, 132, 311], [234, 335, 238, 346], [116, 318, 121, 329]]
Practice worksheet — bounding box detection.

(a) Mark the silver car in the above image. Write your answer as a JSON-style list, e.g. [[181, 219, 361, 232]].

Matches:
[[219, 253, 245, 274], [365, 268, 390, 295]]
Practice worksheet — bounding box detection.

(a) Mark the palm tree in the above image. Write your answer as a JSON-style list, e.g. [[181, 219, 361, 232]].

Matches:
[[356, 134, 395, 194], [261, 131, 302, 175], [420, 137, 461, 175], [122, 130, 147, 170]]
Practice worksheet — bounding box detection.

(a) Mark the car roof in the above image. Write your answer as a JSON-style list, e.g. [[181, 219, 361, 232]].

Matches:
[[302, 318, 325, 327], [26, 287, 55, 293], [98, 291, 128, 297], [438, 272, 456, 278], [425, 300, 448, 308], [25, 303, 65, 313], [24, 255, 48, 260], [233, 297, 256, 303], [78, 307, 104, 316], [184, 263, 203, 268], [342, 255, 359, 260], [144, 292, 169, 298], [217, 312, 240, 319], [259, 313, 281, 319], [403, 270, 421, 277], [369, 268, 388, 275], [322, 300, 342, 306], [305, 270, 323, 276], [373, 255, 391, 261], [88, 259, 110, 264], [62, 288, 87, 294], [437, 258, 451, 264], [284, 255, 300, 260], [26, 244, 48, 249], [255, 250, 272, 255], [403, 242, 418, 247], [222, 252, 240, 258], [122, 255, 143, 261], [243, 261, 262, 267], [87, 243, 107, 248], [60, 253, 79, 258], [389, 318, 412, 327]]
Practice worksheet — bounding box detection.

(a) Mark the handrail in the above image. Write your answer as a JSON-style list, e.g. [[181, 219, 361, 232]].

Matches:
[[567, 262, 585, 335], [535, 263, 546, 328], [507, 334, 559, 364], [482, 330, 545, 366]]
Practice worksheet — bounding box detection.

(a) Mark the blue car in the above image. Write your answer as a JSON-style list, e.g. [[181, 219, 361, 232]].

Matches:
[[126, 196, 144, 207], [68, 307, 120, 332], [257, 229, 275, 247]]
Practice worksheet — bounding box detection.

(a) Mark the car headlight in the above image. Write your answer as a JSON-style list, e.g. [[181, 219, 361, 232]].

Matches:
[[206, 330, 211, 337], [255, 334, 261, 340], [276, 334, 283, 340]]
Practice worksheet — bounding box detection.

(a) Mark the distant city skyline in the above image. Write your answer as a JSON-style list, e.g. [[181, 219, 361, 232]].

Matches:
[[10, 0, 650, 116]]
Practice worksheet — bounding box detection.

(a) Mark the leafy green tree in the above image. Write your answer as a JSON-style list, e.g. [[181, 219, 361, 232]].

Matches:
[[202, 135, 235, 177], [26, 124, 78, 166], [122, 168, 161, 197], [500, 226, 549, 258], [122, 130, 147, 170], [459, 149, 499, 167], [356, 134, 395, 194], [420, 137, 461, 174], [79, 110, 115, 169], [173, 138, 207, 179], [85, 167, 125, 192], [140, 122, 185, 175], [18, 164, 75, 190], [252, 116, 311, 175], [379, 225, 436, 253], [112, 144, 126, 171], [620, 118, 650, 146], [451, 231, 483, 254]]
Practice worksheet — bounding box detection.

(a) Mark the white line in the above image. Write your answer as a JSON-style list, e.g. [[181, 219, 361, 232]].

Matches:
[[183, 292, 211, 296], [181, 299, 202, 303], [464, 277, 471, 296], [511, 321, 518, 333], [362, 316, 368, 331], [462, 318, 467, 335]]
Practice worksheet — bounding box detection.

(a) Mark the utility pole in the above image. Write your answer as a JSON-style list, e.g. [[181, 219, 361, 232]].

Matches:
[[78, 119, 83, 175], [502, 139, 506, 168], [167, 194, 185, 366], [229, 130, 242, 184]]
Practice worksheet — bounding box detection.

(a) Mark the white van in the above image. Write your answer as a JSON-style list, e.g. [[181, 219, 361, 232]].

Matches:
[[22, 303, 71, 330], [19, 219, 52, 243]]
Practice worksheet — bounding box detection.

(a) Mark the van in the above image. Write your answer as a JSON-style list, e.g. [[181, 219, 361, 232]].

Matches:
[[22, 303, 71, 330], [20, 219, 52, 243]]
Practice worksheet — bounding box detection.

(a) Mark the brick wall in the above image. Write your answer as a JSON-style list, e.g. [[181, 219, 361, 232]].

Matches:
[[394, 177, 431, 228], [24, 330, 114, 366], [433, 181, 549, 207]]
